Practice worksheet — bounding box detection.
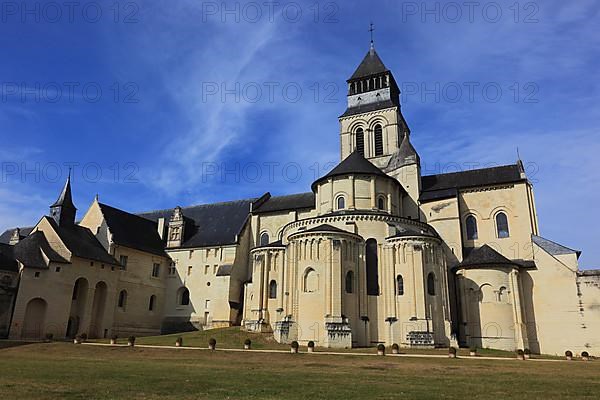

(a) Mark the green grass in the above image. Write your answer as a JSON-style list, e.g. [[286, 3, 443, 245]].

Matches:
[[99, 327, 554, 359], [0, 342, 599, 399]]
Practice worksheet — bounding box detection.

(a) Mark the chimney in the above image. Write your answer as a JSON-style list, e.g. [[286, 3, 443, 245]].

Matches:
[[157, 217, 165, 240], [9, 228, 20, 245]]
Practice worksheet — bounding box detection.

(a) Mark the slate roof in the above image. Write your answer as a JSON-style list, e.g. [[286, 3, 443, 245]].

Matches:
[[297, 224, 352, 235], [252, 193, 315, 214], [50, 175, 76, 210], [12, 231, 69, 269], [340, 99, 398, 118], [216, 264, 233, 277], [460, 245, 516, 268], [0, 243, 18, 272], [0, 227, 33, 244], [533, 235, 581, 258], [45, 218, 119, 265], [386, 135, 420, 171], [349, 48, 389, 81], [459, 245, 536, 269], [420, 164, 526, 203], [253, 239, 284, 250], [98, 203, 168, 257], [312, 151, 392, 191], [387, 224, 439, 240], [139, 199, 255, 249]]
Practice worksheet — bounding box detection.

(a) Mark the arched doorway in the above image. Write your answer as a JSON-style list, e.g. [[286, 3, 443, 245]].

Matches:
[[22, 298, 47, 339], [89, 281, 107, 338], [66, 278, 89, 338]]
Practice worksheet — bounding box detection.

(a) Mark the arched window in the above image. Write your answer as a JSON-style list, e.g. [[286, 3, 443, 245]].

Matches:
[[366, 239, 379, 296], [496, 212, 510, 238], [178, 287, 190, 306], [260, 232, 270, 246], [374, 124, 384, 156], [466, 215, 478, 240], [377, 197, 385, 210], [498, 286, 507, 303], [356, 128, 365, 156], [427, 273, 436, 296], [303, 268, 317, 293], [148, 295, 156, 311], [337, 196, 346, 210], [269, 280, 277, 299], [117, 290, 127, 310], [396, 275, 404, 296], [345, 271, 354, 294]]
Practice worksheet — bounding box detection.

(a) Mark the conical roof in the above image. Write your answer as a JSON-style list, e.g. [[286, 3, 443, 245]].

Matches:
[[311, 151, 389, 191], [349, 48, 389, 81], [459, 245, 516, 268], [51, 175, 76, 209]]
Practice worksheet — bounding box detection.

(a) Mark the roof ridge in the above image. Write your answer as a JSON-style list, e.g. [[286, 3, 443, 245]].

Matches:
[[423, 163, 519, 179], [136, 197, 257, 216]]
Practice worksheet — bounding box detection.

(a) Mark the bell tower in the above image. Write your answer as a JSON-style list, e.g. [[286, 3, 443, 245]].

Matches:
[[49, 174, 77, 227], [339, 34, 411, 169]]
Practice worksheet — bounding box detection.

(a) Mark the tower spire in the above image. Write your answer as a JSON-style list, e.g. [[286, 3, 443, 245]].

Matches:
[[50, 173, 77, 226]]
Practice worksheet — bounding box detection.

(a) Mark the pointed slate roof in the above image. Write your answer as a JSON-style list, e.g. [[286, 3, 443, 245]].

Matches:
[[459, 245, 518, 268], [386, 135, 420, 171], [51, 175, 76, 210], [349, 48, 389, 81], [311, 151, 391, 191], [533, 235, 581, 259]]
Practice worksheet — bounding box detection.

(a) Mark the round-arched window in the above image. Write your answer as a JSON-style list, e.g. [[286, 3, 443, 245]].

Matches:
[[337, 196, 346, 210]]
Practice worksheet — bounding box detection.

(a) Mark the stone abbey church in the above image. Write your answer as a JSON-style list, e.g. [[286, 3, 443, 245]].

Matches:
[[1, 45, 599, 356]]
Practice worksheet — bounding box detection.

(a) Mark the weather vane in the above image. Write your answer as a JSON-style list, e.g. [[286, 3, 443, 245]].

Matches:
[[369, 22, 375, 45]]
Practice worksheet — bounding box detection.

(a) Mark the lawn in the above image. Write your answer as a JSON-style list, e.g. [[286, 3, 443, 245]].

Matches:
[[106, 327, 555, 359], [0, 341, 598, 399]]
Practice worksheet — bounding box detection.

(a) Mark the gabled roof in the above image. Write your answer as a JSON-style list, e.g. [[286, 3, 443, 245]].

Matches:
[[533, 235, 581, 259], [43, 217, 119, 265], [0, 243, 18, 272], [0, 227, 33, 244], [349, 48, 389, 81], [139, 199, 255, 249], [50, 175, 76, 210], [98, 203, 168, 257], [252, 193, 315, 214], [13, 231, 69, 269], [312, 151, 391, 191], [420, 164, 526, 202]]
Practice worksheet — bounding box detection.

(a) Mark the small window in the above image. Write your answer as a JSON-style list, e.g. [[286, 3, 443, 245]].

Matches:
[[205, 299, 210, 309], [178, 287, 190, 306], [345, 271, 354, 294], [374, 124, 384, 156], [148, 295, 156, 311], [356, 128, 365, 156], [396, 275, 404, 296], [260, 232, 270, 246], [34, 271, 40, 278], [269, 280, 277, 299], [55, 267, 61, 273], [187, 266, 192, 276], [377, 197, 385, 210], [304, 268, 318, 293], [337, 196, 346, 210], [427, 273, 436, 296], [466, 215, 478, 240], [152, 263, 160, 278], [118, 290, 127, 310], [119, 255, 128, 270], [496, 212, 510, 238]]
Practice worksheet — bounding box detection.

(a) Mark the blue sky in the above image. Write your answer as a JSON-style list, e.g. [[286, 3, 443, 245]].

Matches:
[[0, 0, 598, 267]]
